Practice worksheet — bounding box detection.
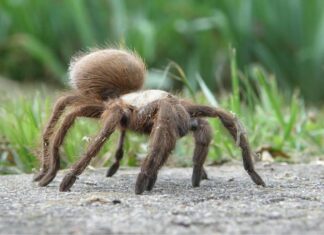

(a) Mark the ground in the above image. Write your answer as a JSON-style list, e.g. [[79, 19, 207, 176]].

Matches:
[[0, 162, 323, 235]]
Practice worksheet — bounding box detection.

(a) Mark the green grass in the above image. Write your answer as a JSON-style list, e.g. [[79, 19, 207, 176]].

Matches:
[[1, 53, 323, 174], [1, 0, 324, 102]]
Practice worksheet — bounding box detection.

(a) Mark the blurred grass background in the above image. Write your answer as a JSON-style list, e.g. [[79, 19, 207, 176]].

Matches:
[[0, 0, 324, 174]]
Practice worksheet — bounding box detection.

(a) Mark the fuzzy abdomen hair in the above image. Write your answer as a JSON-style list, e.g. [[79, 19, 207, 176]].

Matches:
[[69, 49, 146, 100]]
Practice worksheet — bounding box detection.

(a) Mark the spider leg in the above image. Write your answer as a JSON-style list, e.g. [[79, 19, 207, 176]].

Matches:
[[38, 104, 103, 187], [145, 102, 191, 192], [34, 94, 83, 182], [59, 103, 124, 192], [183, 103, 266, 187], [201, 168, 208, 180], [106, 129, 126, 177], [135, 100, 180, 194], [191, 118, 212, 187]]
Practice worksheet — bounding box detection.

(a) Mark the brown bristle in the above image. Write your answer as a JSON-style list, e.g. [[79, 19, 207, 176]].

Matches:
[[69, 49, 146, 100]]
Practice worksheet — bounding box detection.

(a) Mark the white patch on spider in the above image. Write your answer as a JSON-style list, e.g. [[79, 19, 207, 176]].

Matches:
[[121, 89, 170, 108]]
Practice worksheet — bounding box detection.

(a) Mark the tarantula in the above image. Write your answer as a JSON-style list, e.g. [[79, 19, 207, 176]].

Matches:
[[33, 48, 265, 194]]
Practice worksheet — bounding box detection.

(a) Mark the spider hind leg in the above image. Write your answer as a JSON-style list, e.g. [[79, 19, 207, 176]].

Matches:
[[38, 104, 103, 187], [34, 94, 82, 182]]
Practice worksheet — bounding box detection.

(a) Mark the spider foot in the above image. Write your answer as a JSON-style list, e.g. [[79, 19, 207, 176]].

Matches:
[[60, 173, 77, 192], [201, 168, 208, 180], [106, 162, 120, 177], [38, 172, 56, 187], [33, 170, 47, 182], [146, 173, 157, 191], [248, 170, 266, 187], [192, 166, 202, 187], [135, 172, 149, 195]]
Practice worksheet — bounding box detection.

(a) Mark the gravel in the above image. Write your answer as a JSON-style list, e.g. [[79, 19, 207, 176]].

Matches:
[[0, 162, 323, 235]]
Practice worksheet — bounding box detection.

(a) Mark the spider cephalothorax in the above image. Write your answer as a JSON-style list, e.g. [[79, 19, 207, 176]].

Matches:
[[33, 48, 265, 194]]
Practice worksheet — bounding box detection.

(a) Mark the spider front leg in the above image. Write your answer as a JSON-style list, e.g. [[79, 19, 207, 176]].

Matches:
[[135, 100, 179, 194], [183, 103, 266, 186], [191, 118, 212, 187], [106, 130, 126, 177], [34, 94, 82, 182], [38, 104, 103, 187], [59, 104, 124, 192]]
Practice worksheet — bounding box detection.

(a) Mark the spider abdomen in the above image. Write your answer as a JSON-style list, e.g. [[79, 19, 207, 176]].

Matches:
[[69, 49, 146, 100]]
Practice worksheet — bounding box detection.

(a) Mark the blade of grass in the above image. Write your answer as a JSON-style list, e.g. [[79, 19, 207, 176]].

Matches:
[[253, 67, 286, 128], [196, 73, 218, 107], [166, 61, 196, 100], [278, 91, 299, 148], [68, 0, 96, 45], [11, 34, 65, 82], [229, 47, 241, 114]]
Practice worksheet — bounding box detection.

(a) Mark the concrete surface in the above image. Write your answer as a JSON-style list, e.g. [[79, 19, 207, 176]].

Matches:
[[0, 163, 323, 235]]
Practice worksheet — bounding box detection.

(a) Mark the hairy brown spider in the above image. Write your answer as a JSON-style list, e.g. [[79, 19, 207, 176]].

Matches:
[[33, 48, 265, 194]]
